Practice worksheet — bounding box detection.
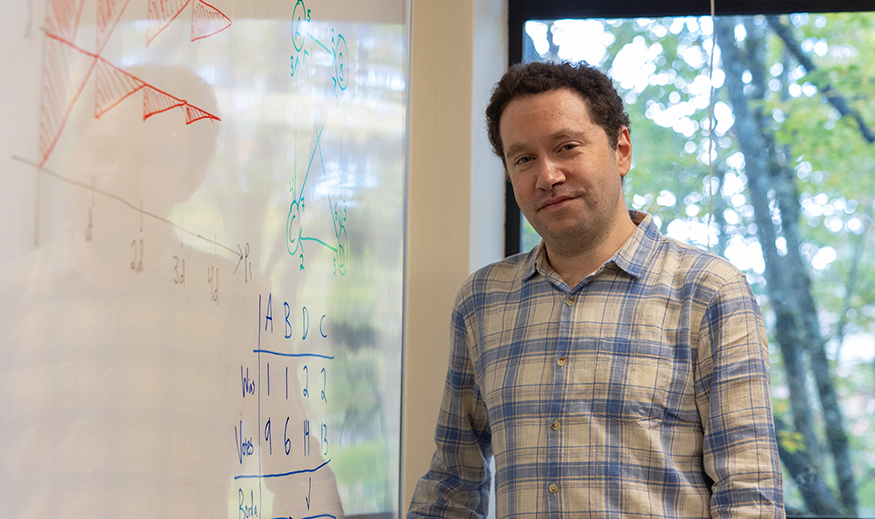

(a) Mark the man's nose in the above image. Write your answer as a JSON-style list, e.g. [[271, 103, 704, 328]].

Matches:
[[535, 158, 565, 190]]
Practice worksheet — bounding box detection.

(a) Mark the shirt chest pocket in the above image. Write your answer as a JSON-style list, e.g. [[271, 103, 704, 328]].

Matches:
[[568, 325, 678, 423]]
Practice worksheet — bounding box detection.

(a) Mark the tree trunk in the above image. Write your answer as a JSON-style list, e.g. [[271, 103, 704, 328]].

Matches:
[[773, 415, 844, 515], [762, 17, 859, 514], [715, 17, 842, 515]]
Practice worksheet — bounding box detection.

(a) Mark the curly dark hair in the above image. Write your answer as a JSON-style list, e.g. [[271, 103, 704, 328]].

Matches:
[[485, 61, 630, 163]]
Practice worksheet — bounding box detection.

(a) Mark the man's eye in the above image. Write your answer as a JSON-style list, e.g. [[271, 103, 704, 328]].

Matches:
[[515, 156, 534, 165], [560, 143, 577, 151]]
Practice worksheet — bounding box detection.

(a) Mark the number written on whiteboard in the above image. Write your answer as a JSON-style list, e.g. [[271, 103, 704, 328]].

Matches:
[[173, 256, 185, 286], [207, 266, 219, 304], [130, 238, 144, 272]]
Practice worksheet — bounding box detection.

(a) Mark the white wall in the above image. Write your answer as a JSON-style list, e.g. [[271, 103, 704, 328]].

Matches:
[[402, 0, 507, 513]]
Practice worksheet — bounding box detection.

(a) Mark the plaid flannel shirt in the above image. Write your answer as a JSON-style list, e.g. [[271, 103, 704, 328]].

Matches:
[[409, 211, 784, 519]]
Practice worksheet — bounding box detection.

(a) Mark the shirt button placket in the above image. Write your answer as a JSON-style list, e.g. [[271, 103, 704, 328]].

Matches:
[[550, 292, 573, 509]]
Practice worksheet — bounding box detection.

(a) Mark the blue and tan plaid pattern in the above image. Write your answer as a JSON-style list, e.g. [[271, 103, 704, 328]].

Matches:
[[409, 211, 784, 519]]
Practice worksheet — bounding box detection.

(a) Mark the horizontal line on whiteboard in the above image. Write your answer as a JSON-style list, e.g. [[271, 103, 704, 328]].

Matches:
[[235, 459, 330, 480], [253, 349, 334, 360]]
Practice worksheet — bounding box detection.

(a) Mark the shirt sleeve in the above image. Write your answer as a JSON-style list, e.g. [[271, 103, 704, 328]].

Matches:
[[407, 289, 493, 519], [695, 273, 785, 519]]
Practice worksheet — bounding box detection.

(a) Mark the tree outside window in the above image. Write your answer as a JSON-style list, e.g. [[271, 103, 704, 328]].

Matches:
[[520, 12, 875, 516]]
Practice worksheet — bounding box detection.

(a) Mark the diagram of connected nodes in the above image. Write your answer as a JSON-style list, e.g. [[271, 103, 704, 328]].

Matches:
[[285, 0, 351, 276]]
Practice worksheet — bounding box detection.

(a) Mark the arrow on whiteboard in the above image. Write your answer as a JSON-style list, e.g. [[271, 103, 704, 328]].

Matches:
[[234, 243, 251, 280], [235, 244, 245, 273]]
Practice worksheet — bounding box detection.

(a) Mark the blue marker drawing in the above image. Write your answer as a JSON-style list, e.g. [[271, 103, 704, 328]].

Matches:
[[235, 459, 331, 480], [271, 515, 337, 519], [253, 350, 334, 360]]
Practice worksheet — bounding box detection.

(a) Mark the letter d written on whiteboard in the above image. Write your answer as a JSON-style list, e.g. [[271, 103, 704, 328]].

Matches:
[[239, 488, 259, 519]]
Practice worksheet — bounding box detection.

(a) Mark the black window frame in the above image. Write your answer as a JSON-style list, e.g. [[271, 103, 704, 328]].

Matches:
[[504, 0, 875, 257]]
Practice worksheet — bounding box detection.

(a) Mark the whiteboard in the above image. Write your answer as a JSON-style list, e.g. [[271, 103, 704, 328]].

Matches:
[[0, 0, 407, 518]]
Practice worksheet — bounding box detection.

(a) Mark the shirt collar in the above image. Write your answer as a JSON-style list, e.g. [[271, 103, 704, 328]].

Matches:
[[521, 242, 545, 281], [612, 210, 659, 279], [521, 210, 661, 283]]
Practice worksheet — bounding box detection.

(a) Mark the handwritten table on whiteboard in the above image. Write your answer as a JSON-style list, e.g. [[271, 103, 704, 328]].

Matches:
[[0, 0, 407, 517]]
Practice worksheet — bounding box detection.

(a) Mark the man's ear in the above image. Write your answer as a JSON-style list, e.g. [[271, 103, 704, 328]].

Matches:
[[616, 126, 632, 177]]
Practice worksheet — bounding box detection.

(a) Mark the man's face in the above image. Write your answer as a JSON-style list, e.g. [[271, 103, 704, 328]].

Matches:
[[500, 88, 631, 254]]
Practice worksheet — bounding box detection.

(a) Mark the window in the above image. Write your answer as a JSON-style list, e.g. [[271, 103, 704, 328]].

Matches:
[[507, 0, 875, 516]]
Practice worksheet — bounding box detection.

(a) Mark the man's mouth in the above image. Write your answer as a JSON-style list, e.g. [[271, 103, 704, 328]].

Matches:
[[540, 195, 574, 211]]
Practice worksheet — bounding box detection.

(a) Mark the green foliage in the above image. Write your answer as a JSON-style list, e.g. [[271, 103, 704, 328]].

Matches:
[[779, 429, 808, 455], [524, 11, 875, 515]]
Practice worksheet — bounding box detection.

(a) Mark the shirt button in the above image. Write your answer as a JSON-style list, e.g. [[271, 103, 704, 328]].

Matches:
[[565, 297, 574, 306], [557, 357, 566, 367], [551, 420, 560, 431], [549, 483, 558, 494]]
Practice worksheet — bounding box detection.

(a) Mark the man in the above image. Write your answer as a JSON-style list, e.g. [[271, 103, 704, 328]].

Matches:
[[407, 61, 784, 518]]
